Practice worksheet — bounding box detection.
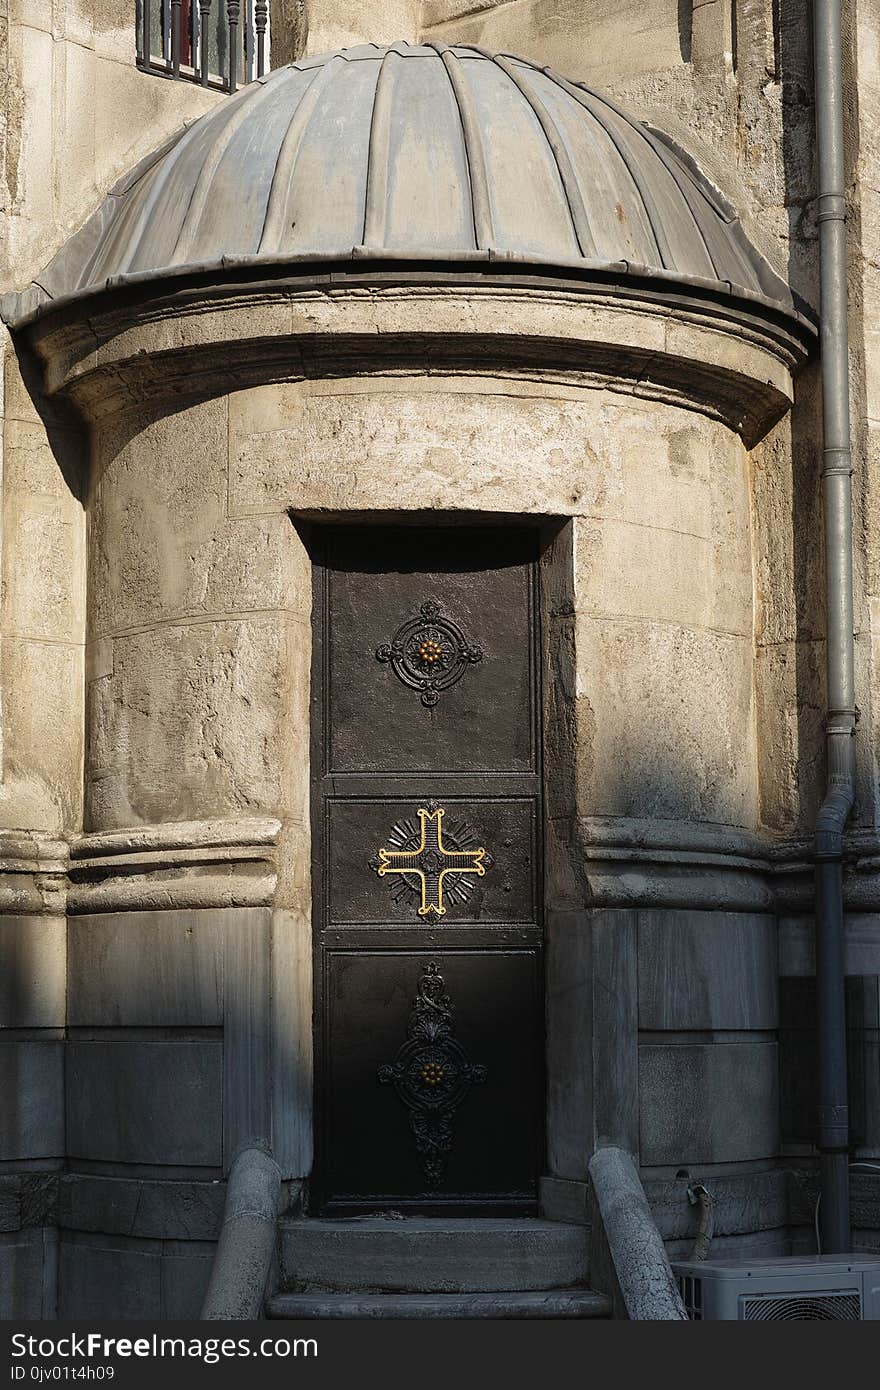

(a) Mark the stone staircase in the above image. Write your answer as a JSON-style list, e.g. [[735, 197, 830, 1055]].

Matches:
[[265, 1217, 612, 1319]]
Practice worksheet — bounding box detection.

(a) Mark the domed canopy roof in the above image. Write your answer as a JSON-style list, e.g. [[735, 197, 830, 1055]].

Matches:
[[10, 42, 797, 324]]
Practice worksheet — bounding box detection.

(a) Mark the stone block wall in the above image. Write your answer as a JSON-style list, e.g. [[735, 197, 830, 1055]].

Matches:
[[0, 0, 225, 1318], [1, 1, 223, 836], [58, 905, 267, 1318], [0, 837, 66, 1316]]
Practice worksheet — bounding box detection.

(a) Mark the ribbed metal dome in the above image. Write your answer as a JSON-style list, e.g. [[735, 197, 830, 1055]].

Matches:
[[18, 42, 796, 319]]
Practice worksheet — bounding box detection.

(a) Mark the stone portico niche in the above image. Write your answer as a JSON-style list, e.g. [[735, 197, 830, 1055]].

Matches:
[[5, 43, 813, 1310]]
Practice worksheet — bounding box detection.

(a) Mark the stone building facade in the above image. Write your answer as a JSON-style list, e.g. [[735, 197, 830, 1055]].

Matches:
[[0, 0, 879, 1319]]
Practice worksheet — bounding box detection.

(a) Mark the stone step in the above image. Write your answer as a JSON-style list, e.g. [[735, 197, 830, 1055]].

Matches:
[[267, 1291, 612, 1320], [279, 1218, 589, 1294]]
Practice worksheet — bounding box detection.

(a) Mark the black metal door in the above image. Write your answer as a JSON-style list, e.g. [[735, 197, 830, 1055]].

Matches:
[[311, 526, 543, 1212]]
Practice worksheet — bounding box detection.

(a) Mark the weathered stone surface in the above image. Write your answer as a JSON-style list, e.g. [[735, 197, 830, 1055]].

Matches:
[[266, 1289, 611, 1318], [0, 1228, 55, 1318], [59, 1175, 224, 1240], [0, 1181, 20, 1233], [665, 1227, 791, 1262], [20, 1175, 59, 1229], [227, 378, 757, 521], [422, 0, 686, 87], [572, 615, 756, 827], [573, 510, 751, 638], [788, 1169, 880, 1233], [280, 1218, 589, 1294], [66, 821, 280, 919], [555, 819, 773, 914], [305, 0, 420, 51], [86, 617, 303, 829], [73, 818, 282, 859], [46, 285, 797, 441], [0, 915, 66, 1027], [0, 3, 222, 845], [638, 912, 778, 1031], [639, 1042, 779, 1166], [90, 397, 309, 632], [271, 908, 313, 1178], [545, 909, 592, 1181], [539, 1176, 590, 1226], [754, 640, 826, 835], [59, 1236, 162, 1320], [0, 638, 84, 835], [68, 912, 223, 1027], [3, 0, 880, 1319], [1, 422, 84, 639], [66, 1041, 222, 1167], [0, 1042, 64, 1160], [644, 1169, 788, 1241]]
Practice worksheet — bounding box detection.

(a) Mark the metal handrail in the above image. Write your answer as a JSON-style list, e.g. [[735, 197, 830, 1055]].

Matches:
[[588, 1148, 688, 1320], [201, 1145, 282, 1320]]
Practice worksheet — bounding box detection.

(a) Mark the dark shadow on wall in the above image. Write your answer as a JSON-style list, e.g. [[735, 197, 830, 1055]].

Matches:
[[678, 0, 693, 62], [9, 336, 88, 507]]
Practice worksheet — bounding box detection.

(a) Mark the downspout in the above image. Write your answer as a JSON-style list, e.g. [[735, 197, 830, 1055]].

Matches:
[[812, 0, 855, 1253]]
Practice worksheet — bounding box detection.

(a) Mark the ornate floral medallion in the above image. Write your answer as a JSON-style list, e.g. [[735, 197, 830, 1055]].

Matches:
[[378, 962, 487, 1188], [376, 599, 483, 706]]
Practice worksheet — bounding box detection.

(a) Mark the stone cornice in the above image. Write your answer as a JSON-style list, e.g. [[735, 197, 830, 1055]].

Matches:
[[17, 267, 813, 447], [66, 817, 281, 915], [0, 832, 68, 915], [70, 818, 281, 860]]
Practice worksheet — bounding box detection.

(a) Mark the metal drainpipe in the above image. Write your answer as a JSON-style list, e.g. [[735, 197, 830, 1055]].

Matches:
[[813, 0, 855, 1254]]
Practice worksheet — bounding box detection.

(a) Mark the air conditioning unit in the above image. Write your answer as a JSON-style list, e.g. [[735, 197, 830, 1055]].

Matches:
[[672, 1255, 880, 1321]]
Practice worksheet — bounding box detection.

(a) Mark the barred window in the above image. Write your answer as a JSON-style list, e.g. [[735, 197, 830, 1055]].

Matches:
[[135, 1, 270, 93]]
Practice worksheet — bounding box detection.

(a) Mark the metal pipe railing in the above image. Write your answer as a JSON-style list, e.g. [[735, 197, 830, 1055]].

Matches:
[[588, 1148, 688, 1320], [201, 1145, 281, 1320], [136, 0, 269, 93]]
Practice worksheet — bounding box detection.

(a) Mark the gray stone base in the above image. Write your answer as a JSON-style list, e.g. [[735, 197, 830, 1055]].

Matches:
[[266, 1291, 612, 1319], [280, 1217, 589, 1294], [539, 1176, 590, 1225]]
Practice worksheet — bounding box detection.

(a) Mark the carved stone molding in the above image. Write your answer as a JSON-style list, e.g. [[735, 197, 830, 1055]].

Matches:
[[0, 833, 68, 915], [66, 817, 280, 915], [72, 817, 280, 859], [20, 274, 810, 446], [563, 815, 774, 913]]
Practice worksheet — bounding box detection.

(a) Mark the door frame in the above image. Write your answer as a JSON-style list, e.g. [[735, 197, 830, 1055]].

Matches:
[[305, 517, 551, 1214]]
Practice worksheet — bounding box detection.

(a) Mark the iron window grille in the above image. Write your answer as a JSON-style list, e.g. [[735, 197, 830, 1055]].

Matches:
[[136, 0, 269, 94]]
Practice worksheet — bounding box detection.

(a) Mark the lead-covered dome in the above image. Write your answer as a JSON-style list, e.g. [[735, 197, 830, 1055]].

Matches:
[[9, 41, 798, 324]]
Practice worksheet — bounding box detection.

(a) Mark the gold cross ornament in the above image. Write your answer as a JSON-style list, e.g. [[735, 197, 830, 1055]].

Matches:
[[376, 807, 487, 917]]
